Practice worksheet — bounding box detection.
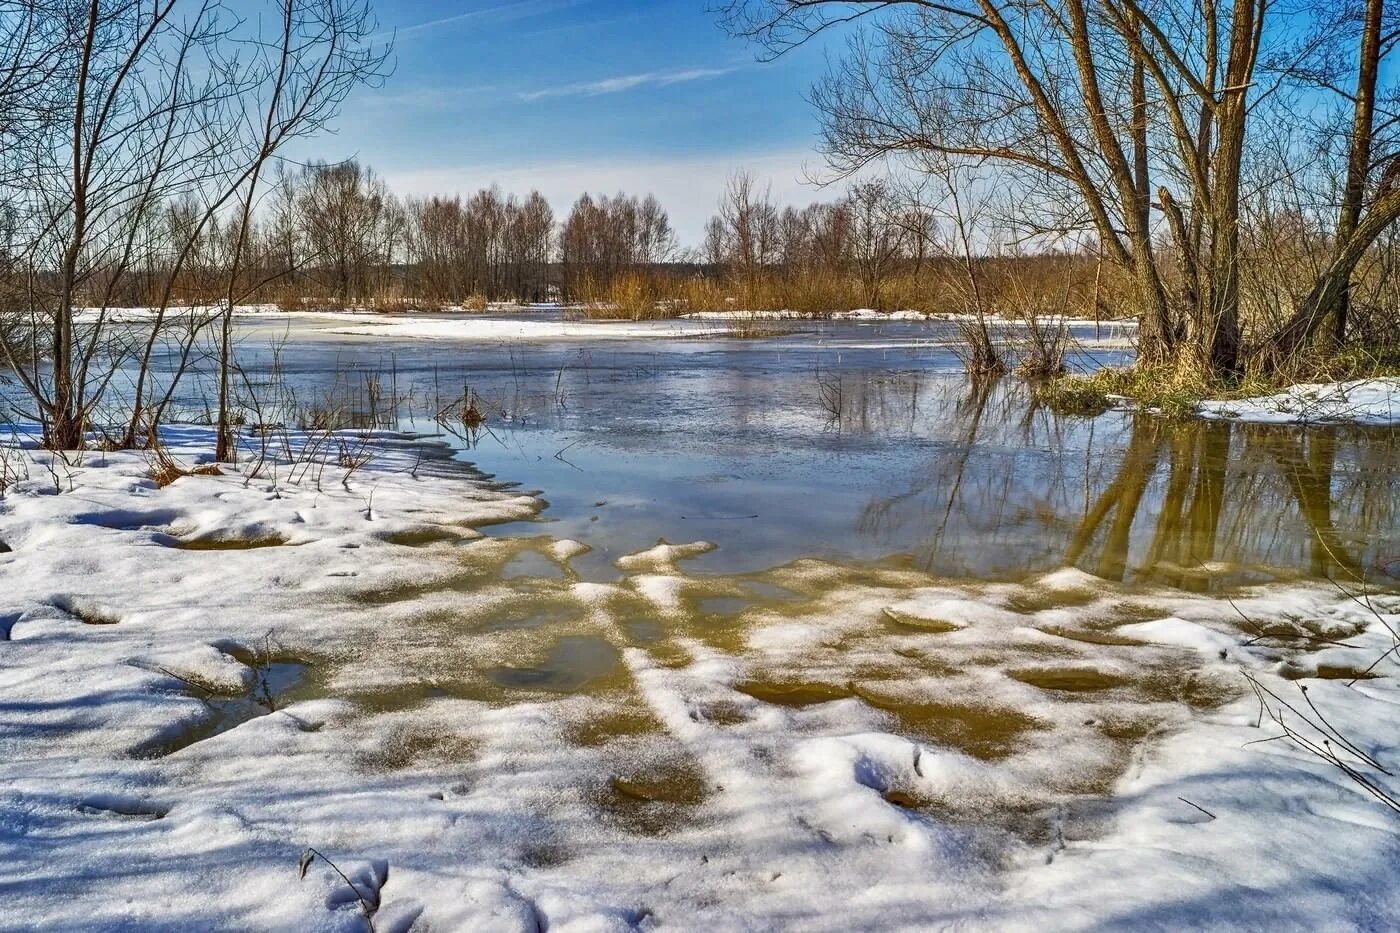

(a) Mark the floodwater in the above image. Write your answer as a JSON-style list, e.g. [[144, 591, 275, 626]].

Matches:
[[199, 311, 1398, 590], [8, 308, 1399, 849]]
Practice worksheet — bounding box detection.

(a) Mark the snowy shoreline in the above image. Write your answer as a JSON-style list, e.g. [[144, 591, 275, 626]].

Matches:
[[74, 303, 1141, 341], [1199, 377, 1400, 426], [3, 426, 1399, 930]]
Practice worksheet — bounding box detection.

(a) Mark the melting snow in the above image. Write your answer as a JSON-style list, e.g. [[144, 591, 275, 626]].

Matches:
[[1, 426, 1398, 929], [1199, 378, 1400, 426]]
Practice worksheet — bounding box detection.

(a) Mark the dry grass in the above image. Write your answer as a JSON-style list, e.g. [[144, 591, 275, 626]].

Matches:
[[569, 255, 1122, 321], [1038, 365, 1282, 419], [576, 272, 670, 320]]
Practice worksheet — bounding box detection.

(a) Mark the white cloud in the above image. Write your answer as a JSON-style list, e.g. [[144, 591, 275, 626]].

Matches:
[[381, 149, 854, 247], [518, 67, 739, 101], [373, 0, 588, 43]]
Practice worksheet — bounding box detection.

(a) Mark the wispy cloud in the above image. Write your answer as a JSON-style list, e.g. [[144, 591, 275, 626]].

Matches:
[[372, 0, 588, 43], [518, 66, 739, 102]]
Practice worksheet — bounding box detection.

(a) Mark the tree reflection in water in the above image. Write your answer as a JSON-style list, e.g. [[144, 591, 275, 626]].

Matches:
[[857, 379, 1398, 590]]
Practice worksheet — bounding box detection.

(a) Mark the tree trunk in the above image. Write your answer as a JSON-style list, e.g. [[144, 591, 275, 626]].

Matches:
[[1262, 184, 1400, 369], [1198, 16, 1253, 381], [1329, 0, 1383, 348]]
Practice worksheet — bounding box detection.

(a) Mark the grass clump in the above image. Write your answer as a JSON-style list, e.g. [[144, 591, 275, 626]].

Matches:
[[1304, 342, 1400, 382], [1041, 335, 1400, 419], [576, 273, 671, 320], [1036, 366, 1266, 419]]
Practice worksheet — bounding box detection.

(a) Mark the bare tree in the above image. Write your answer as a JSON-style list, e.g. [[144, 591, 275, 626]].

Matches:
[[1, 0, 252, 448], [717, 0, 1400, 382], [214, 0, 392, 460], [560, 191, 674, 295], [845, 179, 908, 308], [295, 160, 403, 307], [0, 0, 389, 453], [921, 158, 1006, 375], [1259, 0, 1397, 364], [712, 170, 780, 283]]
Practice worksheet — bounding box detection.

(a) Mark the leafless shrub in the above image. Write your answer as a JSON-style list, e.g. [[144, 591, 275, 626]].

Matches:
[[1244, 672, 1399, 813], [1014, 316, 1070, 379], [0, 0, 390, 453], [0, 425, 32, 498]]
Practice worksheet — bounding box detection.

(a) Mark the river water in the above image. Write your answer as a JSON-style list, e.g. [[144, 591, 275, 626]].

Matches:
[[199, 311, 1399, 590]]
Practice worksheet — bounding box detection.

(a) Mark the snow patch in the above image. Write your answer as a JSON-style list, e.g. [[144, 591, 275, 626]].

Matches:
[[1199, 378, 1400, 425]]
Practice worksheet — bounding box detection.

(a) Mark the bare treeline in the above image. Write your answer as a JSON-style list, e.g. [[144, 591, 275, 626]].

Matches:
[[220, 173, 673, 308], [217, 164, 1012, 314], [245, 163, 1069, 319], [703, 172, 945, 309], [257, 164, 557, 307], [561, 192, 676, 292], [410, 188, 554, 305]]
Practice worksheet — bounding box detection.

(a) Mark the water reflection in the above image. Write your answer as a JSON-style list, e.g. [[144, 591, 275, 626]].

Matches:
[[14, 312, 1390, 589], [222, 328, 1398, 588], [863, 380, 1396, 589]]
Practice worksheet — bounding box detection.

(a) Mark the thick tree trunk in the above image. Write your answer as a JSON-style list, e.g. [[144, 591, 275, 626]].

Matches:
[[1126, 17, 1178, 367], [1134, 265, 1175, 365], [1179, 0, 1257, 382]]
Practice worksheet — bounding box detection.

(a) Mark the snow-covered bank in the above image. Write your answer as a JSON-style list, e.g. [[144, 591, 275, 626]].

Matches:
[[684, 308, 1138, 328], [78, 304, 738, 341], [320, 309, 1138, 346], [74, 302, 563, 324], [685, 308, 932, 321], [1199, 377, 1400, 426], [3, 426, 1399, 930], [73, 302, 1139, 347], [326, 316, 732, 342]]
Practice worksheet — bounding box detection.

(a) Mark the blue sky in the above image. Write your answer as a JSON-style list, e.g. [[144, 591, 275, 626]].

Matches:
[[320, 0, 842, 244]]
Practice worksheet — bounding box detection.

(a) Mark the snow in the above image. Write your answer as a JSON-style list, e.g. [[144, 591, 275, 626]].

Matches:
[[325, 316, 733, 342], [684, 308, 1137, 328], [613, 539, 715, 572], [1199, 378, 1400, 426], [72, 303, 279, 323], [68, 303, 1139, 349], [3, 424, 1400, 929], [547, 539, 592, 563]]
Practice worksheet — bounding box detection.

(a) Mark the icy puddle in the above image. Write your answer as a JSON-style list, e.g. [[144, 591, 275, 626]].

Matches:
[[281, 531, 1270, 853], [137, 656, 313, 758]]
